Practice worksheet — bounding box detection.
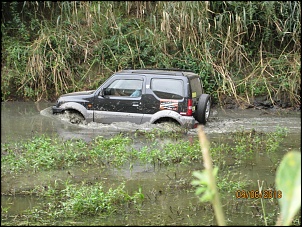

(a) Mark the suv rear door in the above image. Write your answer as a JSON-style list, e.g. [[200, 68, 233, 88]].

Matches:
[[142, 76, 187, 115], [188, 75, 203, 112], [93, 75, 145, 124]]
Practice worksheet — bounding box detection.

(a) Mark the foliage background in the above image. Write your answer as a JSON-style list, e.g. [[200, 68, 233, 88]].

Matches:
[[1, 1, 300, 108]]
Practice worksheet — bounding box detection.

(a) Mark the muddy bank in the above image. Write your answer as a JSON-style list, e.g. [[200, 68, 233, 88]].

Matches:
[[217, 93, 301, 110]]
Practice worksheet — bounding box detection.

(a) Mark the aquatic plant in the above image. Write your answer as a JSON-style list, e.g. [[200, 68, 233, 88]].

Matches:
[[191, 126, 301, 226], [1, 127, 290, 175], [1, 126, 298, 225]]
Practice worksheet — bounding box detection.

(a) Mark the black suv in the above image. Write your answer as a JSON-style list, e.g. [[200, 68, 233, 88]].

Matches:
[[52, 69, 211, 128]]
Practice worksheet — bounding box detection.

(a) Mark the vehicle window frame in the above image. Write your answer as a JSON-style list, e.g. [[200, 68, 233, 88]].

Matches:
[[103, 78, 143, 97]]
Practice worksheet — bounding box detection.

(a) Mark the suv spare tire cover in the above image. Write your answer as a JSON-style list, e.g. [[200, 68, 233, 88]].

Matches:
[[194, 94, 211, 124]]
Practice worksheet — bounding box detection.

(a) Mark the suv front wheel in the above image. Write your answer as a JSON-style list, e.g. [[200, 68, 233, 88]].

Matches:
[[65, 110, 85, 124], [194, 94, 211, 125]]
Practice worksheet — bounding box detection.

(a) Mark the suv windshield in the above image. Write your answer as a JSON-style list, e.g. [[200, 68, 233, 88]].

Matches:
[[151, 78, 184, 100]]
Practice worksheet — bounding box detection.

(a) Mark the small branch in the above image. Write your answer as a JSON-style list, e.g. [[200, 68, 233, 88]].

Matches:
[[197, 125, 226, 226]]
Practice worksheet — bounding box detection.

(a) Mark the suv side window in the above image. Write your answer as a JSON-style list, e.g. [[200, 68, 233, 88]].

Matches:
[[151, 78, 184, 100], [104, 79, 143, 97], [190, 77, 203, 98]]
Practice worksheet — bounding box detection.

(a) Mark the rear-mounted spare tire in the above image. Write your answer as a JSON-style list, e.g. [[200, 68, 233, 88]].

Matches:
[[194, 94, 211, 124]]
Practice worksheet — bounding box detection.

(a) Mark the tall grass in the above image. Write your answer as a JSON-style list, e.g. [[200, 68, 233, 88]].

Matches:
[[1, 1, 300, 107]]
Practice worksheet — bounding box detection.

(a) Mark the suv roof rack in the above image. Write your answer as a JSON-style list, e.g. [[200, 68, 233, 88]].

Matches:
[[121, 68, 196, 76], [123, 68, 194, 73]]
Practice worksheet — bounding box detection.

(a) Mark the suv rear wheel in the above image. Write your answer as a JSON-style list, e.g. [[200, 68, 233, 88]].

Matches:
[[194, 94, 211, 124]]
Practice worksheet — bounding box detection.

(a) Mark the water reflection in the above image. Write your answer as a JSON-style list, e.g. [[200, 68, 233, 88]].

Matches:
[[1, 102, 57, 143]]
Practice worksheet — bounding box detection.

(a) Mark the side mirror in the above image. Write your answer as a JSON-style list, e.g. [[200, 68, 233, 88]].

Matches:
[[99, 89, 105, 97], [101, 88, 111, 96]]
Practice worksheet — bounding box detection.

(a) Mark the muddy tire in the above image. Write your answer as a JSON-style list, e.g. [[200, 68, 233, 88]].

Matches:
[[194, 94, 211, 125], [66, 110, 85, 124]]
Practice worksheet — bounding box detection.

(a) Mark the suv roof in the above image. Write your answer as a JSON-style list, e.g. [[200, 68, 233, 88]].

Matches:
[[119, 68, 198, 78]]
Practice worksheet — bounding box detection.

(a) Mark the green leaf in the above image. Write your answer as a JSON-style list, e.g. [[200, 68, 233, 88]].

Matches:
[[192, 171, 205, 179], [192, 171, 209, 185], [275, 151, 301, 226], [195, 187, 206, 195], [200, 189, 214, 202], [191, 180, 202, 186]]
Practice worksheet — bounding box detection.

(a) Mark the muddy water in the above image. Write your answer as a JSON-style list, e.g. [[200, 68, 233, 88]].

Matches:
[[1, 101, 301, 225], [2, 101, 300, 143]]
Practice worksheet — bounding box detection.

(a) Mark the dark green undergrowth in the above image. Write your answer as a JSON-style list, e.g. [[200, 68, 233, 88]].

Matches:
[[1, 2, 300, 108]]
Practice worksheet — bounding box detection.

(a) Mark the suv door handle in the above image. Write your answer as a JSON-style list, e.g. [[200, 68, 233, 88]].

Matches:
[[132, 102, 140, 107]]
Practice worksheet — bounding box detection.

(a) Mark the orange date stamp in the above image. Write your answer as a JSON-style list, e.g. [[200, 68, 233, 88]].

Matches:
[[235, 190, 282, 199]]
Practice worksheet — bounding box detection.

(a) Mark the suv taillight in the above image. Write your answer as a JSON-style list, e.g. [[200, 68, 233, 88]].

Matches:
[[186, 99, 193, 116]]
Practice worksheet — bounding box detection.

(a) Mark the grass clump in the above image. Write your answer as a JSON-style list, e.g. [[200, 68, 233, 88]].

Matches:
[[1, 135, 89, 173], [1, 127, 289, 175], [1, 181, 145, 225], [33, 181, 144, 218]]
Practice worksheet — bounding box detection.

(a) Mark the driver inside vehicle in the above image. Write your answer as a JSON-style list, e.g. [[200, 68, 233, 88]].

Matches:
[[130, 89, 142, 97]]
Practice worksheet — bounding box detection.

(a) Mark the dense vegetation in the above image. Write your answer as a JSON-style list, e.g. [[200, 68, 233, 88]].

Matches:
[[1, 1, 300, 108]]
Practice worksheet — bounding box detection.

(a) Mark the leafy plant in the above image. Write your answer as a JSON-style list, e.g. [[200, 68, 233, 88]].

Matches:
[[31, 181, 144, 217], [191, 126, 226, 226], [192, 127, 301, 226], [275, 151, 301, 226]]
